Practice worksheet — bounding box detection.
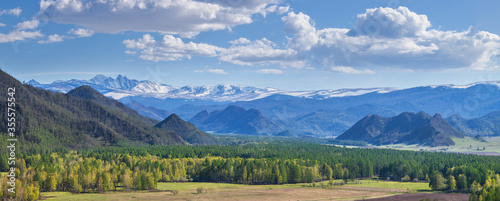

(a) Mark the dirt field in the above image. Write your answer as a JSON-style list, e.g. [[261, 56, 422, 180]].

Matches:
[[163, 188, 392, 201], [43, 187, 396, 201], [361, 193, 470, 201]]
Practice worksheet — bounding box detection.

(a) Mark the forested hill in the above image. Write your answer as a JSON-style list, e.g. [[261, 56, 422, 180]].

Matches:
[[190, 105, 282, 135], [0, 69, 194, 152], [337, 111, 465, 146], [155, 114, 217, 145]]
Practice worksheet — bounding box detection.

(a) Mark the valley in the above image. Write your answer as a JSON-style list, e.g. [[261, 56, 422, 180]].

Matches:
[[378, 136, 500, 156], [2, 68, 500, 201], [3, 1, 500, 200]]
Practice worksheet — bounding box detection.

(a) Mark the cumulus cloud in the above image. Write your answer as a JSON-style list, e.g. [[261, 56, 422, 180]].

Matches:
[[0, 23, 5, 27], [123, 34, 222, 61], [219, 38, 306, 68], [125, 34, 306, 68], [257, 69, 283, 74], [123, 6, 500, 71], [195, 69, 228, 74], [347, 7, 431, 38], [38, 34, 65, 44], [15, 20, 39, 30], [282, 11, 318, 51], [0, 8, 22, 16], [69, 28, 94, 37], [0, 30, 43, 43], [39, 0, 282, 37], [282, 7, 500, 70]]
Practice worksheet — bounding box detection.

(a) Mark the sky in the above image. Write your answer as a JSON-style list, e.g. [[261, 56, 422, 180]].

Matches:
[[1, 0, 500, 91]]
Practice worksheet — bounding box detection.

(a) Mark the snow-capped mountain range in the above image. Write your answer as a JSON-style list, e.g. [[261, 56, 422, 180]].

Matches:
[[28, 74, 500, 102], [28, 74, 401, 102], [26, 75, 500, 136]]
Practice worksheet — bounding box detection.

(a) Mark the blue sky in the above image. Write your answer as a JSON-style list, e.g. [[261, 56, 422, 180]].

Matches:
[[1, 0, 500, 91]]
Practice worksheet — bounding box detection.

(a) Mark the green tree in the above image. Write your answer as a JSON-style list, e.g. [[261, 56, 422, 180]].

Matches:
[[458, 174, 468, 191], [429, 171, 447, 190], [448, 175, 457, 191], [25, 185, 39, 201]]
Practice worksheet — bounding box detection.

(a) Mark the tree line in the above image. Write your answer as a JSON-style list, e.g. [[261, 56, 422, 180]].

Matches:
[[2, 143, 500, 200]]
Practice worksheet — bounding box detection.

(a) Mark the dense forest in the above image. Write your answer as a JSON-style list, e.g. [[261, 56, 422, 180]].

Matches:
[[2, 142, 500, 200]]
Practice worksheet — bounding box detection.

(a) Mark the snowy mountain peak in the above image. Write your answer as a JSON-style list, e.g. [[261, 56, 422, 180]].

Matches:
[[27, 79, 40, 85], [28, 74, 500, 102], [91, 74, 108, 83]]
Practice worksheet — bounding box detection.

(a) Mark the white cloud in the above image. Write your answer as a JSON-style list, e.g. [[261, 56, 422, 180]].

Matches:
[[219, 38, 306, 68], [195, 69, 228, 74], [230, 37, 251, 45], [0, 8, 22, 16], [207, 69, 228, 74], [123, 6, 500, 72], [282, 7, 500, 70], [329, 66, 375, 74], [0, 23, 5, 27], [40, 0, 281, 37], [123, 34, 221, 61], [15, 20, 39, 30], [38, 34, 65, 44], [348, 7, 431, 38], [125, 50, 136, 55], [277, 6, 290, 15], [257, 69, 283, 74], [69, 28, 94, 37], [125, 34, 306, 68], [282, 11, 318, 51], [0, 30, 43, 43]]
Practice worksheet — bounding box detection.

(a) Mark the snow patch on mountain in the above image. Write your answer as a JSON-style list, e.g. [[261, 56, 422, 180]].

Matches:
[[29, 74, 500, 102], [429, 81, 500, 90]]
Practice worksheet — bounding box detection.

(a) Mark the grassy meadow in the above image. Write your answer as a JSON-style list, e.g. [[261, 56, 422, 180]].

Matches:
[[42, 180, 433, 201]]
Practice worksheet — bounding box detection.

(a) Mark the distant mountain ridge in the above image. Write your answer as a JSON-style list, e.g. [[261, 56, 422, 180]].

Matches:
[[29, 74, 402, 102], [337, 112, 465, 146], [446, 111, 500, 137], [190, 105, 282, 135], [27, 74, 500, 137], [29, 74, 500, 103]]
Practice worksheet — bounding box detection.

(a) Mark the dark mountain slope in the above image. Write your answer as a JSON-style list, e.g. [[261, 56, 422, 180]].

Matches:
[[190, 105, 281, 135], [337, 111, 465, 146], [67, 85, 158, 125], [398, 114, 465, 146], [336, 114, 387, 142], [0, 69, 186, 151], [155, 114, 216, 145]]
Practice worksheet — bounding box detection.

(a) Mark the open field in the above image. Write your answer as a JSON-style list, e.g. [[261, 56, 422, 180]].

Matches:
[[377, 136, 500, 155], [342, 180, 431, 191], [363, 193, 470, 201], [42, 180, 436, 201]]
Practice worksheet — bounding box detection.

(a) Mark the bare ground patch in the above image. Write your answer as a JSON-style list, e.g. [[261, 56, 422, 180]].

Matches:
[[360, 193, 470, 201]]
